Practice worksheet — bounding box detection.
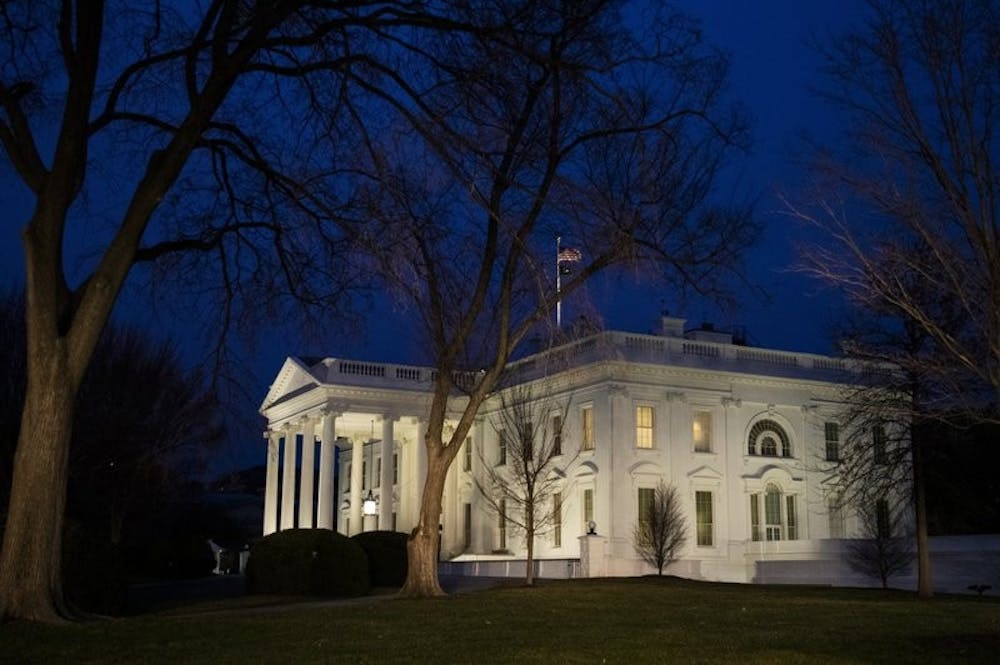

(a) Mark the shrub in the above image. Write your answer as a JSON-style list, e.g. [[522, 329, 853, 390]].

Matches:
[[246, 529, 369, 597], [352, 531, 409, 588], [146, 535, 216, 579], [62, 520, 128, 615]]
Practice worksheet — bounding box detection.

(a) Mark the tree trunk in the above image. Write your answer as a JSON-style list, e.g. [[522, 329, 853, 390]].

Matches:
[[525, 511, 534, 586], [913, 437, 933, 599], [400, 450, 448, 598], [0, 353, 77, 622]]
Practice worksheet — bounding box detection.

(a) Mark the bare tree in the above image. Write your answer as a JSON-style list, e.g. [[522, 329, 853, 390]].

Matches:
[[846, 494, 913, 589], [792, 0, 1000, 600], [790, 0, 1000, 417], [347, 0, 756, 598], [633, 481, 687, 576], [474, 383, 573, 586], [0, 0, 516, 621]]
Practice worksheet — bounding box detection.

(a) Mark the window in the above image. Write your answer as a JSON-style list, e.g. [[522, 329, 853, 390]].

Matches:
[[825, 422, 840, 462], [581, 405, 594, 451], [786, 495, 798, 540], [747, 419, 791, 457], [498, 431, 507, 466], [636, 405, 654, 449], [765, 485, 782, 540], [637, 487, 655, 535], [463, 437, 472, 472], [696, 491, 713, 546], [375, 457, 381, 488], [583, 488, 594, 532], [552, 415, 562, 456], [693, 412, 712, 452], [362, 460, 367, 490], [873, 425, 887, 464], [876, 498, 891, 538], [750, 483, 798, 542], [463, 503, 472, 551], [553, 493, 562, 547], [498, 498, 507, 549], [828, 495, 845, 538], [345, 463, 351, 492]]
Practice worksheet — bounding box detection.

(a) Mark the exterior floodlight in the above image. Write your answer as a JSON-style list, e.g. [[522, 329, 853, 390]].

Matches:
[[587, 520, 597, 535], [362, 490, 378, 516]]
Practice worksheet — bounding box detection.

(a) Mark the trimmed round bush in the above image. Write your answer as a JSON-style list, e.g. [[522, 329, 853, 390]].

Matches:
[[246, 529, 369, 597], [352, 530, 409, 588]]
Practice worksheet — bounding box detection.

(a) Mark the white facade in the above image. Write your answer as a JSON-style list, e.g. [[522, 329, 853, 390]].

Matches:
[[259, 317, 874, 584]]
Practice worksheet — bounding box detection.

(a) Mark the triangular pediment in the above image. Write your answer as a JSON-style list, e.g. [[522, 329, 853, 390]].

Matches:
[[260, 356, 324, 412], [686, 464, 723, 481]]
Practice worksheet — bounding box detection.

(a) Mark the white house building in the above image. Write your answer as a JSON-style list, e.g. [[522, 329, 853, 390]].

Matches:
[[260, 313, 921, 586]]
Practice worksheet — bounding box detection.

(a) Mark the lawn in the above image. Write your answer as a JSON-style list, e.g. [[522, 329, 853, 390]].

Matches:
[[1, 577, 998, 664]]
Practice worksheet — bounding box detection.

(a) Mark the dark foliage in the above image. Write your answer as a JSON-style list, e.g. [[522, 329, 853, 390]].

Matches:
[[246, 529, 369, 597], [351, 531, 409, 588], [923, 420, 1000, 536], [62, 520, 128, 615]]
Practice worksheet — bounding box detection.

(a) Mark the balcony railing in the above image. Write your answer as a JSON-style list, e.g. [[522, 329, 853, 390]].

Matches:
[[314, 331, 858, 391]]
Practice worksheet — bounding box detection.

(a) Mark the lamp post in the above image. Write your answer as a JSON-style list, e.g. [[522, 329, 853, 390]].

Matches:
[[362, 490, 378, 531]]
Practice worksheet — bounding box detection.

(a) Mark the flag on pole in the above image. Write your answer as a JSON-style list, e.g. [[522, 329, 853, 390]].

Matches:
[[558, 247, 582, 263], [558, 247, 582, 275]]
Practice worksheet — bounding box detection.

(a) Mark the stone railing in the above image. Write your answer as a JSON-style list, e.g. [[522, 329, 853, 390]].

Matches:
[[318, 331, 857, 391]]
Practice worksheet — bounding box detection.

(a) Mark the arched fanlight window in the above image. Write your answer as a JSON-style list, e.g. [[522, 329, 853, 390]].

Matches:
[[747, 419, 791, 457]]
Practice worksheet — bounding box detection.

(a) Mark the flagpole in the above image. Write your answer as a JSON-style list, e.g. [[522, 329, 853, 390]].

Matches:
[[556, 235, 562, 330]]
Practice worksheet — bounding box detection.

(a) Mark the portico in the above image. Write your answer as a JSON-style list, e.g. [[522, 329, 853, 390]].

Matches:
[[259, 357, 468, 539]]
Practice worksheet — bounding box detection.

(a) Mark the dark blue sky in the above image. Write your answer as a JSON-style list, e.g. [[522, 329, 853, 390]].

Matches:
[[0, 1, 870, 475]]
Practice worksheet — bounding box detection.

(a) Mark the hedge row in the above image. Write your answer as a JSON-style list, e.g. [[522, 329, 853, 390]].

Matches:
[[245, 529, 409, 597]]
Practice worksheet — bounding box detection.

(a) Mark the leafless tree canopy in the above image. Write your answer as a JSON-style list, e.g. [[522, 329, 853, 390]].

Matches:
[[790, 0, 1000, 421], [633, 480, 687, 576], [0, 0, 757, 614], [475, 382, 573, 585], [846, 496, 913, 589]]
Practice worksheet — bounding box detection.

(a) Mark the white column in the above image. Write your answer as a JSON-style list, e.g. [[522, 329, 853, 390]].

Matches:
[[380, 414, 395, 529], [350, 437, 364, 535], [414, 417, 427, 527], [263, 430, 280, 536], [298, 416, 317, 528], [317, 410, 338, 530], [280, 424, 298, 530]]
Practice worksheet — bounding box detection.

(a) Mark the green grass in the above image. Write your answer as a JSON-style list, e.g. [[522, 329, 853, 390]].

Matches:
[[1, 577, 998, 664]]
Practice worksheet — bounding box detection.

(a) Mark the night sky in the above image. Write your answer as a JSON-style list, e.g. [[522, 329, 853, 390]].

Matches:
[[0, 1, 870, 475]]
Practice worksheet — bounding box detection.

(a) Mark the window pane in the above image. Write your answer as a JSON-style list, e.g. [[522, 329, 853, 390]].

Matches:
[[553, 493, 562, 547], [636, 406, 654, 449], [553, 415, 562, 456], [765, 485, 782, 541], [696, 491, 713, 546], [464, 437, 472, 471], [463, 502, 472, 550], [582, 406, 594, 451], [583, 489, 594, 528], [750, 494, 760, 541], [825, 422, 839, 461], [375, 458, 381, 488], [498, 431, 507, 466], [873, 425, 887, 464], [693, 412, 712, 452], [786, 495, 797, 540], [828, 495, 845, 538], [499, 498, 507, 549], [638, 487, 655, 531]]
